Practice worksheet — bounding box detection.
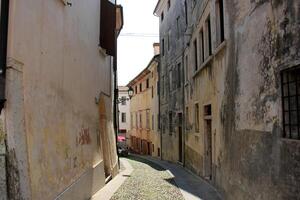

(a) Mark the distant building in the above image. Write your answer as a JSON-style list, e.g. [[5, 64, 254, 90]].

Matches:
[[127, 46, 160, 156], [118, 86, 131, 147], [0, 0, 123, 199], [154, 0, 186, 163]]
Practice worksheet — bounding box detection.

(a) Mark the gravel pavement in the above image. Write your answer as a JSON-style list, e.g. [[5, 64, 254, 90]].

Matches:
[[110, 156, 184, 200]]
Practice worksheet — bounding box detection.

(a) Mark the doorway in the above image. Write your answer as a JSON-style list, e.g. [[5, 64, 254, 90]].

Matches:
[[178, 113, 183, 163], [204, 105, 212, 180]]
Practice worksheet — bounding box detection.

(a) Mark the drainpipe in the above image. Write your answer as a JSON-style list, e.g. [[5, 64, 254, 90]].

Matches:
[[0, 0, 9, 199], [0, 0, 9, 111], [158, 62, 162, 160]]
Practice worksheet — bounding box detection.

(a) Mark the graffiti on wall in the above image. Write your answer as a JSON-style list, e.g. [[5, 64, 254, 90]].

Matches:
[[76, 127, 91, 146]]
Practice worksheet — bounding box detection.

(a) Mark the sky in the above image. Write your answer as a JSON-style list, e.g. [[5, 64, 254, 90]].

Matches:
[[117, 0, 159, 86]]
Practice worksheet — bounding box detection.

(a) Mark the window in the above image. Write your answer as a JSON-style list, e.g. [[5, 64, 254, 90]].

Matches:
[[161, 12, 164, 22], [169, 70, 172, 92], [146, 79, 149, 88], [121, 113, 126, 123], [204, 104, 212, 116], [199, 29, 205, 63], [168, 0, 171, 10], [169, 112, 173, 134], [158, 114, 160, 130], [176, 16, 180, 39], [152, 115, 154, 130], [184, 0, 188, 26], [186, 107, 189, 129], [157, 82, 160, 95], [195, 104, 199, 132], [281, 67, 300, 140], [162, 39, 165, 56], [216, 0, 225, 45], [131, 113, 133, 128], [167, 31, 171, 51], [146, 110, 150, 129], [177, 63, 181, 88], [136, 112, 138, 128], [162, 76, 165, 96], [140, 83, 142, 92], [139, 112, 142, 128], [194, 39, 198, 71], [121, 96, 126, 105], [185, 56, 189, 82], [135, 85, 138, 94], [152, 86, 154, 98], [205, 16, 212, 57]]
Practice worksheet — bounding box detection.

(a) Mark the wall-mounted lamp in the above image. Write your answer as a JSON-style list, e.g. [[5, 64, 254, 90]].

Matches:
[[116, 87, 134, 104]]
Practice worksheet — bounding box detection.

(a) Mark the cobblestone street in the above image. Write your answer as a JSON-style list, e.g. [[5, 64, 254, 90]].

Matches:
[[110, 156, 184, 200]]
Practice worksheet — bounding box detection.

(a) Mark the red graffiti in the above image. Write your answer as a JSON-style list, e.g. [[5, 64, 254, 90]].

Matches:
[[76, 127, 91, 146]]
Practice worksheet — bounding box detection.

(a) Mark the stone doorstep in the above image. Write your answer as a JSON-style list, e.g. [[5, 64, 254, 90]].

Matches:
[[91, 158, 134, 200]]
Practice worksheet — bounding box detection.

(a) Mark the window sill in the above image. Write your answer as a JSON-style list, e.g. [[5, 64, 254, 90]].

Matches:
[[281, 138, 300, 143], [193, 55, 213, 78], [98, 47, 108, 57], [214, 40, 227, 57]]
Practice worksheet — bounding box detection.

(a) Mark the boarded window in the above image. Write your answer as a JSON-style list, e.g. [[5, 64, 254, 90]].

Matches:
[[100, 0, 116, 56]]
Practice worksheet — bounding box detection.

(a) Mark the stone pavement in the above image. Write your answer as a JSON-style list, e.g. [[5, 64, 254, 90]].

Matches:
[[91, 158, 134, 200], [135, 154, 223, 200]]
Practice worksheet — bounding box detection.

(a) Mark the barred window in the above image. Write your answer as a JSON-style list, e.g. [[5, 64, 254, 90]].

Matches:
[[281, 67, 300, 140]]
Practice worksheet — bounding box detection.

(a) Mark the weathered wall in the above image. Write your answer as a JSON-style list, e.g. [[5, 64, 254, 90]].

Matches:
[[149, 60, 160, 158], [219, 0, 300, 199], [5, 0, 116, 199], [158, 0, 186, 163], [156, 0, 300, 199]]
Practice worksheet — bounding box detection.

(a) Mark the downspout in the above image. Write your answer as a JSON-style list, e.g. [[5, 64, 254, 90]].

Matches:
[[0, 0, 9, 109], [0, 0, 9, 199], [158, 61, 162, 160]]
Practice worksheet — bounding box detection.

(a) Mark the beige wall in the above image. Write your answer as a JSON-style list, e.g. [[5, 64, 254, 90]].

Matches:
[[5, 0, 117, 199], [149, 60, 160, 158]]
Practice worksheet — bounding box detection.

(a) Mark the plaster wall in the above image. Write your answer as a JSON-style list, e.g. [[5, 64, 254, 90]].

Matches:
[[4, 0, 116, 199]]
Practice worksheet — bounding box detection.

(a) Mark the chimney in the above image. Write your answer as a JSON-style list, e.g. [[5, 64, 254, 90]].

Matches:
[[153, 43, 160, 56]]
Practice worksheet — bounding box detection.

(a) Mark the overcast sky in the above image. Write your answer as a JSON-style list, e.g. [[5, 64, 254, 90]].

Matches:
[[117, 0, 159, 86]]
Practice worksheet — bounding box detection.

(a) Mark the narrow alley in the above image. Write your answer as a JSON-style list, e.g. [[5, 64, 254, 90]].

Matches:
[[0, 0, 300, 200]]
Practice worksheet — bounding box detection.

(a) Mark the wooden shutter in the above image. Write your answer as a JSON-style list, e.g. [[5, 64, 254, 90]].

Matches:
[[100, 0, 116, 56]]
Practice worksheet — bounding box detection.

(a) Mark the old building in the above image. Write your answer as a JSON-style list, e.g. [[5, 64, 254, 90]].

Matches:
[[155, 0, 300, 199], [118, 86, 131, 147], [127, 46, 160, 156], [149, 43, 161, 158], [154, 0, 186, 163], [0, 0, 123, 199]]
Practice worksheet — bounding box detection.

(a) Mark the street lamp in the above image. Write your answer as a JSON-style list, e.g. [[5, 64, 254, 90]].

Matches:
[[117, 87, 134, 104], [128, 87, 134, 99]]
